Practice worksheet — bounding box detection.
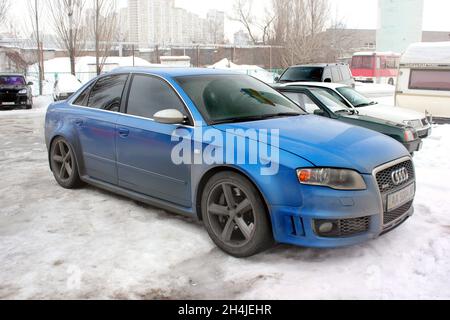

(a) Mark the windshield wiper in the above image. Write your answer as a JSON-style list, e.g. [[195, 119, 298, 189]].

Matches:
[[355, 101, 378, 108], [213, 113, 302, 125]]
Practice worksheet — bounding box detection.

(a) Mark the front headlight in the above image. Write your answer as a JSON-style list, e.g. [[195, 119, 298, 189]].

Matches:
[[18, 89, 28, 94], [297, 168, 367, 190], [404, 129, 416, 142]]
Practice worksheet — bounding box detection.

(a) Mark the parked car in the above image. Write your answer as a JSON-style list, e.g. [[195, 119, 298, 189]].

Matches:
[[0, 74, 33, 110], [274, 84, 422, 154], [276, 63, 355, 87], [53, 74, 83, 101], [45, 68, 416, 257], [284, 82, 432, 139], [396, 42, 450, 123]]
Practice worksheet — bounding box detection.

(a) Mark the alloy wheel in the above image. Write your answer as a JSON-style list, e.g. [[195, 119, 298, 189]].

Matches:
[[206, 182, 256, 248]]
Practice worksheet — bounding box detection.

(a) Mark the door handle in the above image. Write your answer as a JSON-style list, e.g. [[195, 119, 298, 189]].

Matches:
[[75, 119, 83, 127], [118, 128, 130, 137]]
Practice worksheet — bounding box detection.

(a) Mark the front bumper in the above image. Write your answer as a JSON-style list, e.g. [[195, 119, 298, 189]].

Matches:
[[270, 167, 415, 248], [0, 94, 30, 108]]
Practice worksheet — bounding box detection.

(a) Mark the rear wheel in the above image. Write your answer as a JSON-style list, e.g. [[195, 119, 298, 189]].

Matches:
[[201, 172, 274, 258], [50, 138, 83, 189]]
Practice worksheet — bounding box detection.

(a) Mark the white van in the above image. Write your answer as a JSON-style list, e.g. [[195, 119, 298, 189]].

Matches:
[[396, 42, 450, 122]]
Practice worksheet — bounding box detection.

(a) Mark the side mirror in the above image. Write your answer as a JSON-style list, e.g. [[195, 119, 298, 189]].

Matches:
[[153, 109, 187, 125], [274, 76, 280, 82], [324, 78, 332, 83], [314, 109, 326, 117], [27, 82, 34, 86]]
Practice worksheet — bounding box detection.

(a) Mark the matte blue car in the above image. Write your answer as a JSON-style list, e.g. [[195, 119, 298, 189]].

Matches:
[[45, 68, 416, 257]]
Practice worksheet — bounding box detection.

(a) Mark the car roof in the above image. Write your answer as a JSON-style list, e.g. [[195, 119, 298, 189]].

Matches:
[[286, 63, 349, 68], [110, 67, 238, 78], [276, 82, 349, 90]]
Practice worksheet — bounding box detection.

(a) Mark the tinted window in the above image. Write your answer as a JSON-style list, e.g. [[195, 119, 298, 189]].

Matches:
[[283, 92, 320, 114], [127, 75, 187, 119], [176, 75, 304, 123], [279, 67, 324, 82], [73, 83, 94, 106], [409, 70, 450, 91], [87, 74, 128, 112], [0, 76, 25, 86]]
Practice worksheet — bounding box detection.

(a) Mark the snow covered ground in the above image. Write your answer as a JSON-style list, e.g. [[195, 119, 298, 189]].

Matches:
[[0, 96, 449, 300]]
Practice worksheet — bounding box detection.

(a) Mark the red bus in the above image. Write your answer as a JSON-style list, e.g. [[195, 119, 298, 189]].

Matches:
[[351, 52, 401, 85]]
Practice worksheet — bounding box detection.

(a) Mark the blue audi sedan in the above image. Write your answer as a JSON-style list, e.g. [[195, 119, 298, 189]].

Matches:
[[45, 68, 416, 257]]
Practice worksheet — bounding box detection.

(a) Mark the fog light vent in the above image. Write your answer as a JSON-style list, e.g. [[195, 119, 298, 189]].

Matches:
[[314, 217, 370, 238]]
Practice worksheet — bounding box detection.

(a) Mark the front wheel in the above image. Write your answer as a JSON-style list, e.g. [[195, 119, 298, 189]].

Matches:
[[50, 137, 83, 189], [201, 172, 274, 258]]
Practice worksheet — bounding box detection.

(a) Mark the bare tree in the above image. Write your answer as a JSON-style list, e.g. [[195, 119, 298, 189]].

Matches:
[[48, 0, 87, 75], [92, 0, 118, 75], [231, 0, 274, 45], [271, 0, 331, 66], [0, 0, 10, 27], [24, 0, 45, 95]]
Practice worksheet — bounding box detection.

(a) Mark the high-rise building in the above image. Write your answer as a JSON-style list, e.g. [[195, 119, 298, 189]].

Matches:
[[377, 0, 424, 53], [127, 0, 225, 47]]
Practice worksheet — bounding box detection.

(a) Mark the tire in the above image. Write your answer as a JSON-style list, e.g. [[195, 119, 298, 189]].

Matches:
[[26, 104, 32, 110], [201, 172, 274, 258], [50, 137, 83, 189]]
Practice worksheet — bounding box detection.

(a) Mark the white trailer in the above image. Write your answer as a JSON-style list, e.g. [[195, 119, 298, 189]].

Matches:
[[396, 42, 450, 122]]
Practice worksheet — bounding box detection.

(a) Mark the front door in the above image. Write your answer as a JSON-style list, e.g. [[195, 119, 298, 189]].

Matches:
[[116, 74, 193, 207]]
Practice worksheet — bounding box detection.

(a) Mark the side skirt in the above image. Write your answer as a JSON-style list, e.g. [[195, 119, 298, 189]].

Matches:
[[81, 176, 198, 220]]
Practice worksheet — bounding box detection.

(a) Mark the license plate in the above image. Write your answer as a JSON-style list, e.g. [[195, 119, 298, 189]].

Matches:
[[1, 102, 15, 105], [387, 183, 415, 211]]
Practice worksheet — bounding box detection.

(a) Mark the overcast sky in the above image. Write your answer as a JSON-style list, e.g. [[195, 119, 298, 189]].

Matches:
[[7, 0, 450, 41]]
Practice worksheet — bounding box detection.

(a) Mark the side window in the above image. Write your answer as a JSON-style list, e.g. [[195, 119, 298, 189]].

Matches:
[[283, 92, 320, 114], [87, 74, 128, 112], [331, 67, 342, 82], [73, 83, 94, 106], [127, 75, 187, 120]]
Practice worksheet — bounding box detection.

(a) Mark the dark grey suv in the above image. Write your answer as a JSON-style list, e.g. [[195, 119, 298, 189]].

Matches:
[[276, 63, 355, 87]]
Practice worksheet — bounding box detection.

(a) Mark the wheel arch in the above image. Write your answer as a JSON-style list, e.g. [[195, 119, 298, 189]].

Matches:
[[195, 166, 272, 222], [48, 134, 84, 175]]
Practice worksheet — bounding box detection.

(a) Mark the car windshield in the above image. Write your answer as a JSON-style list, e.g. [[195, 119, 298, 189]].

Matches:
[[176, 75, 305, 124], [308, 88, 354, 114], [337, 86, 375, 108], [0, 76, 26, 86], [279, 67, 324, 82]]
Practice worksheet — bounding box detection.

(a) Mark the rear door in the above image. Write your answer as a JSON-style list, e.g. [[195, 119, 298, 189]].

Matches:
[[73, 74, 128, 185], [115, 74, 193, 207]]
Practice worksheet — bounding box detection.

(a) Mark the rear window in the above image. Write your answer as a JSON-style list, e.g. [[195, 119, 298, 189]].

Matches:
[[409, 70, 450, 91], [0, 76, 26, 86], [280, 67, 324, 82]]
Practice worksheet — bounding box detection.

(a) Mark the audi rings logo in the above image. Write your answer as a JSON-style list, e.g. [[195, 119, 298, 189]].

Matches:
[[391, 168, 409, 186]]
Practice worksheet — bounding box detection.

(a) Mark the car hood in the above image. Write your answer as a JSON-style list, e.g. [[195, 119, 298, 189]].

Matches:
[[357, 104, 426, 123], [213, 115, 409, 174]]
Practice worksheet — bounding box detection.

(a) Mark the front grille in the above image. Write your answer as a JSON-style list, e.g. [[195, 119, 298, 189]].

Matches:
[[376, 160, 415, 194], [384, 201, 413, 225], [315, 217, 371, 238]]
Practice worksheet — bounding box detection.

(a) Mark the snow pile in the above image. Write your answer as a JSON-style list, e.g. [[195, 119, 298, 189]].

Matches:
[[209, 58, 276, 84], [401, 42, 450, 65]]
